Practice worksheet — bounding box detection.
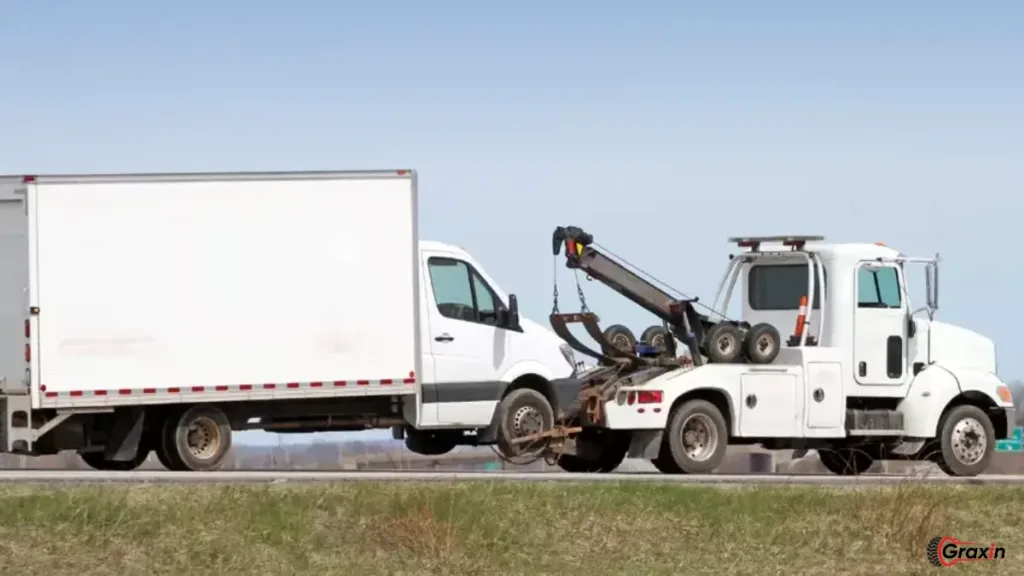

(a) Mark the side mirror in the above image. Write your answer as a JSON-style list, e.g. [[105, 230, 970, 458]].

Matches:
[[505, 294, 522, 332]]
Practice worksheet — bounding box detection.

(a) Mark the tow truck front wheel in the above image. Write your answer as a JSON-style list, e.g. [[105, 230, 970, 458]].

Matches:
[[664, 399, 728, 473], [934, 404, 995, 477]]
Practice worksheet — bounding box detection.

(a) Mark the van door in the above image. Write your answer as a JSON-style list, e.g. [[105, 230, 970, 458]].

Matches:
[[853, 262, 908, 386], [421, 250, 510, 426]]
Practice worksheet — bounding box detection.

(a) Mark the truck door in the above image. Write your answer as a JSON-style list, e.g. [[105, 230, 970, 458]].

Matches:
[[853, 262, 907, 386], [421, 251, 510, 424]]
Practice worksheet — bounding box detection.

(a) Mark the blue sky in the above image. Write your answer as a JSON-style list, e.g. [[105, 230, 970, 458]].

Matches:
[[3, 1, 1022, 445]]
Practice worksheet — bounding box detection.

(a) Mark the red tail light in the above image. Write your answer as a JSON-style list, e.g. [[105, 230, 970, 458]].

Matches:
[[636, 390, 663, 404], [24, 319, 30, 338], [24, 344, 30, 362]]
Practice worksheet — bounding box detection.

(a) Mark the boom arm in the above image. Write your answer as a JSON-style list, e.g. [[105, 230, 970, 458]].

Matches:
[[552, 226, 712, 365]]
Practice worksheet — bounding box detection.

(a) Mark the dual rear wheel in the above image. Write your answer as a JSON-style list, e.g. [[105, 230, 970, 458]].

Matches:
[[80, 404, 233, 472]]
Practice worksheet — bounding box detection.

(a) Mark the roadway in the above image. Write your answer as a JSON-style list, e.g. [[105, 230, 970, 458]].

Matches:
[[1, 470, 1024, 485]]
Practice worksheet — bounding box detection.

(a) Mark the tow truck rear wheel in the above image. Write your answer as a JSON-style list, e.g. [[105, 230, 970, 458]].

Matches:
[[934, 404, 995, 477], [556, 429, 629, 473], [665, 399, 728, 473], [818, 448, 874, 475]]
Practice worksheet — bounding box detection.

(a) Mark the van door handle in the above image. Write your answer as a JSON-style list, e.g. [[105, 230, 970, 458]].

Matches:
[[434, 333, 454, 342]]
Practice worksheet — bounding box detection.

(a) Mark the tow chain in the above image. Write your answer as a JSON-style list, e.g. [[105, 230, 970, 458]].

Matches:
[[551, 257, 560, 315], [574, 270, 589, 312]]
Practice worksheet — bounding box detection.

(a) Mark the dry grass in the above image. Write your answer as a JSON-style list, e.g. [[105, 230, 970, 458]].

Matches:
[[0, 480, 1021, 576]]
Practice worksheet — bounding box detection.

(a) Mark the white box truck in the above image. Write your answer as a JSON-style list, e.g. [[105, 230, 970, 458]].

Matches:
[[0, 170, 581, 471]]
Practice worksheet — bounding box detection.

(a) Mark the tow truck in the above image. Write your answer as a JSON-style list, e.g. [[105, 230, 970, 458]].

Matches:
[[494, 227, 1015, 476]]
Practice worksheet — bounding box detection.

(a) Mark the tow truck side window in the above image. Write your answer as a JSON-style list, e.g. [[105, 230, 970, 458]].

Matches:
[[857, 265, 901, 308], [748, 264, 825, 310], [427, 257, 503, 325]]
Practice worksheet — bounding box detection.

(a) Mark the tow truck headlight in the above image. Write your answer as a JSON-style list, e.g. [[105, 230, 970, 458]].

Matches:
[[559, 343, 576, 368]]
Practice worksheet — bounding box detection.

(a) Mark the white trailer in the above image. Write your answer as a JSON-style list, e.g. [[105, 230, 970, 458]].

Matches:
[[0, 171, 578, 470], [505, 227, 1016, 477]]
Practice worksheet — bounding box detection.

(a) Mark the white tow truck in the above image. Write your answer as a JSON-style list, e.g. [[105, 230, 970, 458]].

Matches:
[[0, 170, 578, 471], [494, 227, 1015, 477]]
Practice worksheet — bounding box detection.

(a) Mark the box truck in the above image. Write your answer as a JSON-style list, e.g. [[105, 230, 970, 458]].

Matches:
[[0, 170, 579, 471]]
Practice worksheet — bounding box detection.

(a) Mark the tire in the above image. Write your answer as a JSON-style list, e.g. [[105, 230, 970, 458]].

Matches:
[[162, 404, 233, 472], [80, 447, 150, 471], [496, 388, 555, 460], [651, 451, 684, 474], [934, 404, 995, 477], [556, 454, 605, 473], [818, 448, 874, 475], [743, 323, 781, 364], [640, 325, 670, 352], [157, 408, 187, 471], [664, 399, 728, 474], [603, 324, 637, 353], [405, 430, 458, 456], [704, 322, 743, 364]]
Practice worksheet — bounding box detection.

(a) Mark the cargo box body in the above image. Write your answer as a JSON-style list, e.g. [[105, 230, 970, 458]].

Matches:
[[20, 171, 420, 409]]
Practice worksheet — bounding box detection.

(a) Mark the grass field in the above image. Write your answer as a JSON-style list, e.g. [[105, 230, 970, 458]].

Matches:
[[0, 481, 1021, 576]]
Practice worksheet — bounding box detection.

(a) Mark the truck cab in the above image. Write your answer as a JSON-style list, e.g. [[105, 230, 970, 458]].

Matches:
[[414, 241, 575, 431], [536, 230, 1014, 477]]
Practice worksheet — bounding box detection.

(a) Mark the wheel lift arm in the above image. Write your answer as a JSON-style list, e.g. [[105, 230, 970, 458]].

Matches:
[[551, 226, 711, 366]]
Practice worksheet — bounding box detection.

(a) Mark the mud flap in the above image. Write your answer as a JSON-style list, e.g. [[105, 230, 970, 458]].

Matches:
[[103, 407, 146, 462], [628, 430, 664, 459]]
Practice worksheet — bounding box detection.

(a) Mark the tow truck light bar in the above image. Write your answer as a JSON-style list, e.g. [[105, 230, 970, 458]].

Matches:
[[728, 235, 825, 252]]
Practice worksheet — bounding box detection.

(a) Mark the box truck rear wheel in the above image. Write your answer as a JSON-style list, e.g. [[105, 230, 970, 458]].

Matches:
[[159, 405, 233, 471]]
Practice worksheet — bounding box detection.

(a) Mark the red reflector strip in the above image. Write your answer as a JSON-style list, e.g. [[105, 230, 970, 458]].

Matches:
[[38, 375, 417, 400]]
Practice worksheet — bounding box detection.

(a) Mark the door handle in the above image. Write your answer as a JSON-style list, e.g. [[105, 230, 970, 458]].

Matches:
[[434, 333, 454, 342]]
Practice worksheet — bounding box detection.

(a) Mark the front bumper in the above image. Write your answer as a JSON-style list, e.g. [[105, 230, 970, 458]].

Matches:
[[1002, 406, 1017, 439]]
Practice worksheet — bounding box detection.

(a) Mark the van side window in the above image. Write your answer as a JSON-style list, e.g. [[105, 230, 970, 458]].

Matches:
[[857, 266, 901, 308], [427, 257, 503, 325], [748, 264, 825, 310]]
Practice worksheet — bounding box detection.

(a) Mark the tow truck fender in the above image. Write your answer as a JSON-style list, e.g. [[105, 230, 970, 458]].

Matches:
[[898, 365, 1012, 438], [605, 383, 737, 433]]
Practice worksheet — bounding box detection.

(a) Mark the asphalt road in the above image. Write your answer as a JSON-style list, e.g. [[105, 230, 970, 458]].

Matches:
[[0, 470, 1023, 485]]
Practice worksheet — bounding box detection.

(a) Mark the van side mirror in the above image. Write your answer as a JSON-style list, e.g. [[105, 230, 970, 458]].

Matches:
[[504, 294, 522, 332]]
